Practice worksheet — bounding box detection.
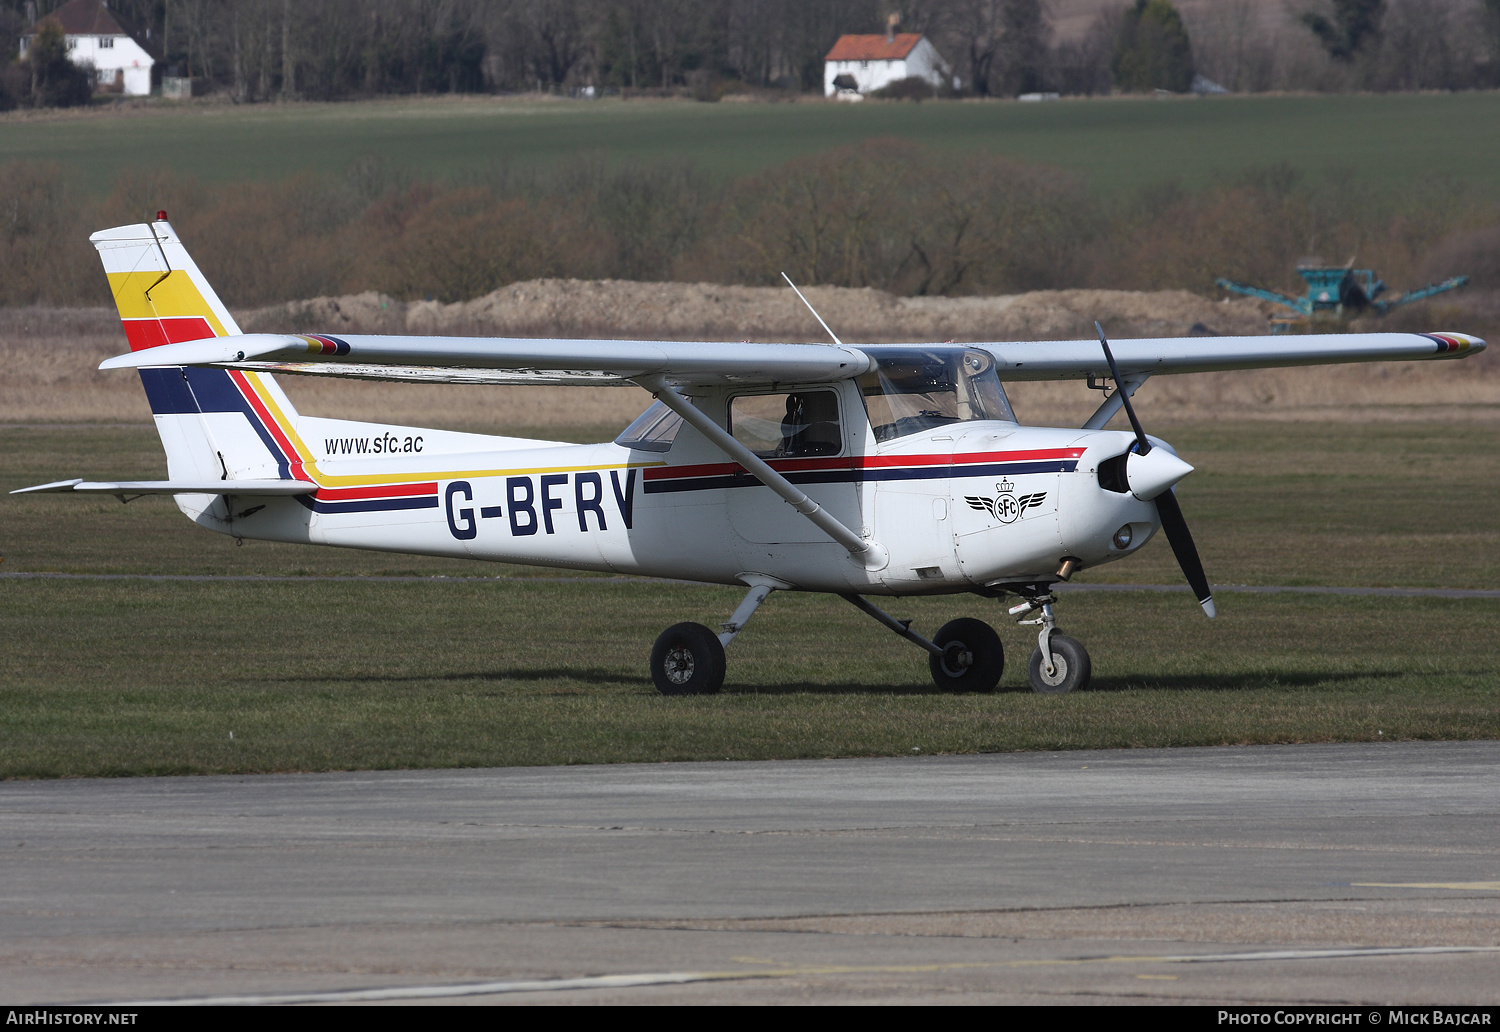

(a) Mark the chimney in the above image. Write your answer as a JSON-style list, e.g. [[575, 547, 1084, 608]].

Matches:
[[886, 12, 900, 44]]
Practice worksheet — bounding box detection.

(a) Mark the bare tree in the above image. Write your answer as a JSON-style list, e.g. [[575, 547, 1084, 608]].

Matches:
[[1050, 5, 1120, 95], [945, 0, 1002, 95], [994, 0, 1049, 95], [280, 0, 292, 98]]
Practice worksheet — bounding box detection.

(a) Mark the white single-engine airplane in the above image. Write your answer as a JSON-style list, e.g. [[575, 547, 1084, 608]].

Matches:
[[16, 217, 1487, 694]]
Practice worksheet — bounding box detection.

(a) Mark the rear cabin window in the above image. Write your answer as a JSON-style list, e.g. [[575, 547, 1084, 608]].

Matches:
[[857, 348, 1017, 442], [615, 401, 683, 452], [730, 391, 842, 459]]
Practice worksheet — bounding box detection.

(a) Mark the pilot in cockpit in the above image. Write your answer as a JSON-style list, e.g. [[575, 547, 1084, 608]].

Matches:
[[778, 392, 842, 457]]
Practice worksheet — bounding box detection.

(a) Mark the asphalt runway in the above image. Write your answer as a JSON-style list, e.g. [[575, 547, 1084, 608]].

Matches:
[[3, 741, 1499, 1005]]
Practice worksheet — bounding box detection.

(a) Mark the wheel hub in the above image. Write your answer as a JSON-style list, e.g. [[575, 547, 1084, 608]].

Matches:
[[664, 645, 696, 685], [939, 641, 973, 678], [1039, 653, 1068, 686]]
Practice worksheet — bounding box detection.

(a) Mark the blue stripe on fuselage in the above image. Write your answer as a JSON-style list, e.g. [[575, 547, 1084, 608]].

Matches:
[[643, 459, 1078, 494], [299, 496, 439, 514]]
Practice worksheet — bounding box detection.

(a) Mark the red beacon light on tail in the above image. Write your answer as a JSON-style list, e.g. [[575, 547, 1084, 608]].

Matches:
[[155, 210, 168, 222]]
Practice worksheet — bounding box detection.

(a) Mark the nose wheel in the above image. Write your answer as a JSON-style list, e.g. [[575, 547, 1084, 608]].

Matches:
[[1027, 633, 1090, 694], [1008, 590, 1092, 693]]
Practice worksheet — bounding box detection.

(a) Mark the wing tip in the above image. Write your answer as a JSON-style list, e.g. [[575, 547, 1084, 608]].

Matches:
[[1422, 332, 1486, 356], [10, 479, 84, 495]]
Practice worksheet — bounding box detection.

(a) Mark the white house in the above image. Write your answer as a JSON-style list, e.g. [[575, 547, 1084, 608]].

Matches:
[[19, 0, 156, 97], [823, 33, 951, 97]]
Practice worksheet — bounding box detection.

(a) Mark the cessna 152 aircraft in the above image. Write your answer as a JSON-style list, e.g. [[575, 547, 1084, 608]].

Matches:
[[16, 217, 1487, 695]]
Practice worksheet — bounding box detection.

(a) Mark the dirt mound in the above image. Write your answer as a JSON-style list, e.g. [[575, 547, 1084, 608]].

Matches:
[[4, 284, 1494, 428], [240, 281, 1274, 342]]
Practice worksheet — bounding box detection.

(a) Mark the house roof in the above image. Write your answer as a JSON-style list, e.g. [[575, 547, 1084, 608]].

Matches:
[[25, 0, 157, 58], [825, 33, 923, 62], [29, 0, 128, 35]]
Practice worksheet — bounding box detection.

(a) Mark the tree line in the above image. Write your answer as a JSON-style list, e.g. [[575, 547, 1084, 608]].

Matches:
[[3, 0, 1500, 108], [2, 145, 1493, 311]]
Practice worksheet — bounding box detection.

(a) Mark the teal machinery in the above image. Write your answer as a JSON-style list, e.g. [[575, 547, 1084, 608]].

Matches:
[[1217, 262, 1467, 332]]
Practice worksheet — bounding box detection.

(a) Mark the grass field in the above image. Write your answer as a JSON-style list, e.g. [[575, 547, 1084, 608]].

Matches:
[[8, 92, 1500, 197], [2, 420, 1496, 777]]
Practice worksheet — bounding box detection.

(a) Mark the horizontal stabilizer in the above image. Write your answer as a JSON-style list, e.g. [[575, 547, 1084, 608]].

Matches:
[[99, 333, 298, 370], [12, 479, 316, 497]]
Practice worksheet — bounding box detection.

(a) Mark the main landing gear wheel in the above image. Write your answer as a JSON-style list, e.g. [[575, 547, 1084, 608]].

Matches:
[[650, 622, 726, 696], [928, 618, 1004, 692], [1027, 634, 1091, 694]]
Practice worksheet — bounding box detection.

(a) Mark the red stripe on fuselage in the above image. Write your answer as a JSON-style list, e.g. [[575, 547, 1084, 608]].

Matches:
[[314, 482, 438, 501], [644, 448, 1088, 482]]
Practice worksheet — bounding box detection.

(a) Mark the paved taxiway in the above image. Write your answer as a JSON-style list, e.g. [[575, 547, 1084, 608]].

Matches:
[[3, 741, 1498, 1004]]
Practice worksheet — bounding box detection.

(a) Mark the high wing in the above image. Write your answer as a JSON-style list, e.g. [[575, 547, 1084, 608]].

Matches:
[[99, 329, 1483, 386], [981, 330, 1482, 380], [99, 333, 874, 386]]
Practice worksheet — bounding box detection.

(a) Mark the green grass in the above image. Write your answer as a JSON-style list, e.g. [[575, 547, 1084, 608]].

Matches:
[[2, 420, 1496, 777], [9, 92, 1500, 197], [1, 579, 1495, 777]]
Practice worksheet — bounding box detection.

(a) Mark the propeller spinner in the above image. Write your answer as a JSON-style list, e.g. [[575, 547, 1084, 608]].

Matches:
[[1095, 322, 1216, 618]]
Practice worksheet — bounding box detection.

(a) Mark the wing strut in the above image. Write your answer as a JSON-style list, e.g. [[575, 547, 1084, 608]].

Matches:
[[1081, 372, 1152, 430], [636, 375, 888, 572]]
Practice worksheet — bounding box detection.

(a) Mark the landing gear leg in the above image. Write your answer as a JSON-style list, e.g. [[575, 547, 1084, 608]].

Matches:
[[841, 594, 1003, 692], [651, 577, 785, 696], [1008, 590, 1091, 694]]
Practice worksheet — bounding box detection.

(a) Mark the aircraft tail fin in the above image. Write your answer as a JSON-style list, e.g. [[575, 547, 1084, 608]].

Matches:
[[93, 215, 244, 349], [91, 218, 307, 492]]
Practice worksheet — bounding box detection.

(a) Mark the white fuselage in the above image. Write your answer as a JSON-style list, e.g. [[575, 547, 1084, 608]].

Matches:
[[195, 379, 1161, 596]]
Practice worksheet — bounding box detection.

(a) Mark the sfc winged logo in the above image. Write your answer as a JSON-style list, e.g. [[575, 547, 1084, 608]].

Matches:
[[966, 479, 1046, 524]]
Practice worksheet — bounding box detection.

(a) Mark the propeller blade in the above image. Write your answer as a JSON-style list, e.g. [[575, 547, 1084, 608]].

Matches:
[[1095, 321, 1151, 455], [1154, 489, 1216, 618], [1095, 321, 1213, 617]]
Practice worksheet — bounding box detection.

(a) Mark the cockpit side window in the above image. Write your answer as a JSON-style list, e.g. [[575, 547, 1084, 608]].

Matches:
[[730, 390, 842, 459], [857, 348, 1017, 442], [615, 400, 683, 452]]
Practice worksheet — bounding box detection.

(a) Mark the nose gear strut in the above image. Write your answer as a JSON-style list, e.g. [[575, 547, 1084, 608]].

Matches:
[[1009, 593, 1060, 678], [988, 582, 1093, 694]]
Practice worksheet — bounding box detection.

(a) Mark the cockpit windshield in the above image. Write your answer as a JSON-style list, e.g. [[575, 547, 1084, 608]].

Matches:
[[856, 348, 1017, 442]]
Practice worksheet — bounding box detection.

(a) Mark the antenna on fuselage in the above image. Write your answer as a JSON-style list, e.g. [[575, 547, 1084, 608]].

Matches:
[[781, 272, 845, 347]]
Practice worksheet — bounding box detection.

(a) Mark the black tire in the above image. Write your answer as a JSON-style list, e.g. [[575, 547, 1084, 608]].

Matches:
[[1027, 633, 1091, 694], [928, 618, 1004, 692], [650, 622, 726, 696]]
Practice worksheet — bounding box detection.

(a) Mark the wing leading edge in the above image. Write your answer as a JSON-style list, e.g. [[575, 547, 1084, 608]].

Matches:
[[98, 330, 1485, 387], [100, 333, 874, 387], [976, 331, 1484, 380]]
